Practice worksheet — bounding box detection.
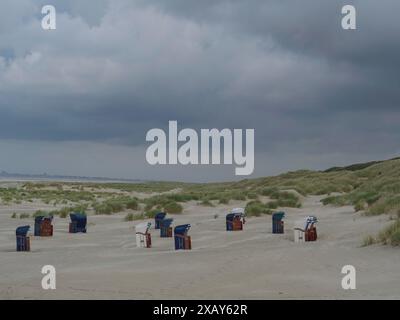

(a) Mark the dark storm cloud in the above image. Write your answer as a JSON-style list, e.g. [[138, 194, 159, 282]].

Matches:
[[0, 0, 399, 180]]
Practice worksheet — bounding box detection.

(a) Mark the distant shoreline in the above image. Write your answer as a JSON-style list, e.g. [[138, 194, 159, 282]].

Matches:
[[0, 177, 143, 184]]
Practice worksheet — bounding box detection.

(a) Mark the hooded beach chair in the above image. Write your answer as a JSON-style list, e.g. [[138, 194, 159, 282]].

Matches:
[[294, 216, 318, 242], [154, 212, 166, 229], [34, 216, 53, 237], [160, 218, 173, 238], [34, 216, 44, 236], [16, 225, 31, 252], [174, 224, 191, 250], [69, 213, 87, 233], [135, 222, 152, 248], [272, 211, 285, 234], [226, 208, 245, 231]]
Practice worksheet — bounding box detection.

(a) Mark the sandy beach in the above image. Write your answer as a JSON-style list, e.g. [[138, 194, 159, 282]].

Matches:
[[1, 194, 399, 300]]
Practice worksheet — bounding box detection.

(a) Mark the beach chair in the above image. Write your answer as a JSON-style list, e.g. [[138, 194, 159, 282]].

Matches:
[[226, 208, 245, 231], [154, 212, 166, 230], [272, 211, 285, 234], [69, 213, 87, 233], [40, 216, 54, 237], [16, 226, 31, 252], [160, 218, 173, 238], [34, 216, 44, 236], [294, 216, 318, 242], [174, 224, 191, 250], [34, 216, 53, 237], [136, 222, 152, 248]]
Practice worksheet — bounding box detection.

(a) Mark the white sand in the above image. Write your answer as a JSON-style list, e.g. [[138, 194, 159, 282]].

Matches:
[[0, 195, 399, 299]]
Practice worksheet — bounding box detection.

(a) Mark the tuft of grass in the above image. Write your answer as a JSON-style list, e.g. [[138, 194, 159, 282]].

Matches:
[[361, 235, 376, 247], [265, 201, 278, 209], [260, 187, 279, 196], [218, 197, 230, 204], [199, 199, 215, 207], [19, 213, 30, 219], [245, 200, 272, 217], [58, 208, 71, 219], [48, 205, 87, 218], [124, 212, 145, 221], [354, 201, 366, 212], [126, 199, 139, 210], [264, 191, 302, 208], [365, 196, 400, 216], [246, 192, 258, 200], [164, 202, 183, 214], [11, 212, 17, 219], [376, 220, 400, 246], [321, 195, 348, 206], [144, 209, 160, 219], [32, 210, 48, 218]]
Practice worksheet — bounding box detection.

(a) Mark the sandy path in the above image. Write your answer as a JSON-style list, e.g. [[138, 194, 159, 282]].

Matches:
[[0, 196, 399, 299]]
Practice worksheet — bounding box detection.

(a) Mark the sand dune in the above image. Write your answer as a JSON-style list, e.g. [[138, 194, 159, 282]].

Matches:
[[0, 195, 399, 299]]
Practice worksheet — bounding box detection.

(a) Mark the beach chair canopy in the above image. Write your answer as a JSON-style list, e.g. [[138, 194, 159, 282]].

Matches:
[[231, 208, 245, 215], [136, 222, 151, 234], [226, 212, 244, 221], [35, 216, 45, 223], [70, 213, 87, 227], [16, 225, 30, 236], [272, 212, 285, 221], [161, 218, 174, 228], [155, 212, 167, 220], [304, 216, 318, 230], [174, 224, 191, 236]]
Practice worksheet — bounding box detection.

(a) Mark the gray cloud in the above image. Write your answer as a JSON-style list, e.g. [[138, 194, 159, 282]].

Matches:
[[0, 0, 399, 181]]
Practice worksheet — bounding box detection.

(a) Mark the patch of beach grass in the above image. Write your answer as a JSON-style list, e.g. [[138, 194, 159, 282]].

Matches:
[[245, 200, 272, 217], [199, 199, 215, 207], [164, 201, 183, 214], [377, 220, 400, 246]]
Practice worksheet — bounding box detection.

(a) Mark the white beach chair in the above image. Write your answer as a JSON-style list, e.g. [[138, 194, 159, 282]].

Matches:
[[135, 222, 152, 248], [293, 216, 318, 243]]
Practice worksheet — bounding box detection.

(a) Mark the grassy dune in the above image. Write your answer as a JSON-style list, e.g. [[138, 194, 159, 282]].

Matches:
[[1, 158, 400, 246]]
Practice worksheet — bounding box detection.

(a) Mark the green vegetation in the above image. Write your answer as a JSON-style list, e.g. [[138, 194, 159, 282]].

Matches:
[[93, 196, 139, 215], [0, 186, 95, 205], [126, 199, 139, 210], [246, 192, 258, 199], [377, 220, 400, 246], [199, 199, 215, 207], [269, 191, 301, 208], [32, 210, 49, 218], [164, 202, 183, 214], [324, 157, 400, 173], [245, 200, 272, 217], [361, 235, 376, 247], [124, 212, 145, 221], [52, 205, 87, 218], [265, 201, 278, 209], [2, 157, 400, 246], [362, 220, 400, 247], [144, 208, 161, 219], [320, 160, 400, 216]]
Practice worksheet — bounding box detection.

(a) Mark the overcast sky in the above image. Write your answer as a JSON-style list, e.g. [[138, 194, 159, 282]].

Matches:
[[0, 0, 399, 182]]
